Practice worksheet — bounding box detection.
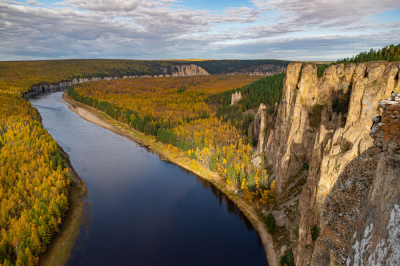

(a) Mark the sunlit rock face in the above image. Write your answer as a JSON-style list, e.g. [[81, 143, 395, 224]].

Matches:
[[167, 64, 209, 77], [312, 95, 400, 266], [254, 103, 267, 154], [231, 91, 242, 105], [255, 61, 400, 265]]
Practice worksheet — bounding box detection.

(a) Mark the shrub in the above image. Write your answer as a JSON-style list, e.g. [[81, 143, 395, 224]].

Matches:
[[280, 252, 295, 266], [189, 151, 196, 160], [209, 155, 217, 171], [312, 225, 319, 241], [317, 64, 329, 78], [265, 213, 276, 234], [343, 141, 351, 152]]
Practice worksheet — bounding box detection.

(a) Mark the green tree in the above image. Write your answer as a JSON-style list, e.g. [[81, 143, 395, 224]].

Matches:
[[265, 213, 275, 234]]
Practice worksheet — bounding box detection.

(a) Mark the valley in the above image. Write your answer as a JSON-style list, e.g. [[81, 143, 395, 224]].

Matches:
[[0, 44, 399, 266]]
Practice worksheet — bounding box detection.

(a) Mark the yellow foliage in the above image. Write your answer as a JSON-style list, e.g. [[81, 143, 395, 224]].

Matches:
[[72, 75, 258, 126], [190, 159, 199, 171], [0, 60, 264, 266], [0, 95, 70, 265], [243, 190, 253, 204]]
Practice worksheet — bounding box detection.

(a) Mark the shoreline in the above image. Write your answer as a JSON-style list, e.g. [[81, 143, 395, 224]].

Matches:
[[38, 145, 87, 266], [62, 92, 278, 266]]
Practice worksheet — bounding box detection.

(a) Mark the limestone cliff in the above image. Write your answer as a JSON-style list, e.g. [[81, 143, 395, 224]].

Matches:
[[226, 64, 286, 76], [313, 94, 400, 265], [163, 64, 209, 77], [254, 61, 400, 265]]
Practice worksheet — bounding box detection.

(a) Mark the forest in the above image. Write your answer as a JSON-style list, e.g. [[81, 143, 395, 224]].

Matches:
[[333, 43, 400, 64], [0, 59, 291, 95], [0, 93, 70, 266], [0, 60, 177, 95], [69, 75, 279, 212], [207, 73, 285, 139], [68, 75, 260, 128], [0, 60, 194, 266], [193, 60, 290, 74]]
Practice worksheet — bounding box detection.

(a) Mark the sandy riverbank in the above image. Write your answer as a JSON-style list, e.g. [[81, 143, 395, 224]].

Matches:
[[62, 92, 278, 266], [38, 145, 87, 266]]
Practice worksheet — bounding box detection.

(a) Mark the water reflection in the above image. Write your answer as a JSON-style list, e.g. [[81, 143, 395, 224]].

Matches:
[[193, 173, 259, 233]]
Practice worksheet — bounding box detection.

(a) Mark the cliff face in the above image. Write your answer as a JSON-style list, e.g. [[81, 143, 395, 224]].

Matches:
[[164, 64, 209, 77], [312, 95, 400, 265], [254, 103, 268, 154], [226, 64, 286, 76], [255, 61, 400, 265], [25, 64, 209, 98]]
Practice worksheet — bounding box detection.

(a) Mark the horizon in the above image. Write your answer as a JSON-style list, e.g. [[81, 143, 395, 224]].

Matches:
[[0, 58, 335, 62], [1, 0, 400, 61]]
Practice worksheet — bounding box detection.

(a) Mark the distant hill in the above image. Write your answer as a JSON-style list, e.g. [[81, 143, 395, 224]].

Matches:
[[191, 59, 290, 75]]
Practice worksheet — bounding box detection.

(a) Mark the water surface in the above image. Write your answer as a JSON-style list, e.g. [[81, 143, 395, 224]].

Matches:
[[30, 92, 268, 266]]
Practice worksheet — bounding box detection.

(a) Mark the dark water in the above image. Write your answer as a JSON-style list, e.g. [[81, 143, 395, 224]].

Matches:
[[30, 92, 268, 266]]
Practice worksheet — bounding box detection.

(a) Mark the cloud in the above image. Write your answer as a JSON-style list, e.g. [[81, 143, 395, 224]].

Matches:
[[211, 6, 261, 23], [251, 0, 400, 30], [0, 0, 399, 60], [27, 0, 41, 6], [209, 32, 400, 57]]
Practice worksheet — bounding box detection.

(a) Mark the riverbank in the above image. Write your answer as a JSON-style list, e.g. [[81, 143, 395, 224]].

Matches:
[[62, 92, 278, 266], [38, 145, 87, 266]]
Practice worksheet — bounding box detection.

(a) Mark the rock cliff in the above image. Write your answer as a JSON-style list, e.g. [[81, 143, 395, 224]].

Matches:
[[162, 64, 209, 77], [254, 103, 267, 154], [254, 61, 400, 265], [231, 91, 242, 105], [312, 94, 400, 265], [226, 64, 286, 76]]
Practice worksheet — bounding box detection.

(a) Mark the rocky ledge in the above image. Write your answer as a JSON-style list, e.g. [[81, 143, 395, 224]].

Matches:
[[370, 93, 400, 153]]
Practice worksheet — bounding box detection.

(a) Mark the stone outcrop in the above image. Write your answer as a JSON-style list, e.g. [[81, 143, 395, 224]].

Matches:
[[162, 64, 209, 77], [24, 64, 210, 98], [255, 61, 400, 265], [231, 91, 242, 105], [312, 94, 400, 265], [226, 64, 286, 76], [254, 103, 267, 154]]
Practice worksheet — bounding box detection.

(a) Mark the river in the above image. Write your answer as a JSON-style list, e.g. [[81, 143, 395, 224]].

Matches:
[[30, 92, 268, 266]]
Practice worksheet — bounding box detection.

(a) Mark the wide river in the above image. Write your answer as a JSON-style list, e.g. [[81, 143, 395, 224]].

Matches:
[[30, 92, 268, 266]]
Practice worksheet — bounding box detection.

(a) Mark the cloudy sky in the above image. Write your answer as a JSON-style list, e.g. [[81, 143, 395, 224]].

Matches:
[[1, 0, 399, 61]]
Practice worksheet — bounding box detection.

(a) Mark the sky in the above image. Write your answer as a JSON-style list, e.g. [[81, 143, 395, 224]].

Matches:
[[0, 0, 399, 61]]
